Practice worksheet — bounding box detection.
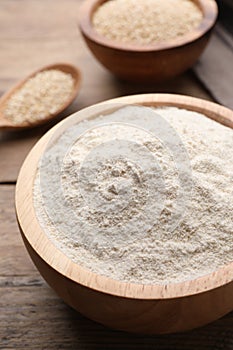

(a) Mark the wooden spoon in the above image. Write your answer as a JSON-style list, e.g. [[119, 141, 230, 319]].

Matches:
[[0, 63, 81, 131]]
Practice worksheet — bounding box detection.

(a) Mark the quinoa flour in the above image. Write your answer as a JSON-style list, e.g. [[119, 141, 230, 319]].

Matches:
[[33, 106, 233, 284]]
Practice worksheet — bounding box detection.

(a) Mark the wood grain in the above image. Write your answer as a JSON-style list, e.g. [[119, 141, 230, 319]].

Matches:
[[194, 24, 233, 109], [0, 185, 39, 276]]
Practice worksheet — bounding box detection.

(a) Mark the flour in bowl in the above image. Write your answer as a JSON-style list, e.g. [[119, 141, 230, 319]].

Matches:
[[34, 106, 233, 284]]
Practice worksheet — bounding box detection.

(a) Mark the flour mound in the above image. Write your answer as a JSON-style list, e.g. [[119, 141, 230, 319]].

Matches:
[[34, 106, 233, 284]]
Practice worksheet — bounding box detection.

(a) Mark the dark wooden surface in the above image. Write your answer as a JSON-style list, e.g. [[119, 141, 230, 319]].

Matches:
[[194, 24, 233, 109], [0, 0, 232, 348]]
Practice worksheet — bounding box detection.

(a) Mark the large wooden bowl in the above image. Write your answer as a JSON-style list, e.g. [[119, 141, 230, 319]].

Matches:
[[79, 0, 218, 82], [16, 94, 233, 334]]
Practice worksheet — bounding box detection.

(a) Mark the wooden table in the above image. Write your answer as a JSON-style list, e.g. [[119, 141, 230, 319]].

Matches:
[[1, 1, 232, 348]]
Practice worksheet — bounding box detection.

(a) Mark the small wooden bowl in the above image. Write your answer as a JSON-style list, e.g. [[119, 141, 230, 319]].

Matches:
[[79, 0, 218, 82], [16, 94, 233, 334]]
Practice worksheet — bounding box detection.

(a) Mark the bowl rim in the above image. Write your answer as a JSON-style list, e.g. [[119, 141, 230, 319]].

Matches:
[[79, 0, 218, 52], [16, 93, 233, 300]]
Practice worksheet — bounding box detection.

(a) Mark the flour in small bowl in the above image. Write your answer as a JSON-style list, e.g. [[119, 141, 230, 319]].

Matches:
[[34, 106, 233, 284]]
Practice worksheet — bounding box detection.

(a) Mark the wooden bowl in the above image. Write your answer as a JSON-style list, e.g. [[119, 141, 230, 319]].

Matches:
[[16, 94, 233, 334], [79, 0, 218, 82]]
